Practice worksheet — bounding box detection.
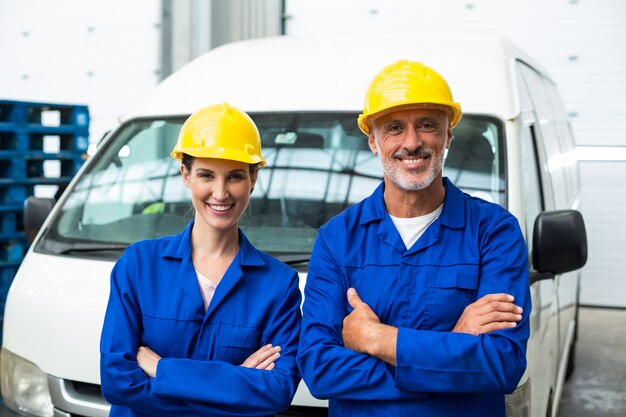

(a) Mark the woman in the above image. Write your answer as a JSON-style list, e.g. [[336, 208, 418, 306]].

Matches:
[[100, 103, 302, 417]]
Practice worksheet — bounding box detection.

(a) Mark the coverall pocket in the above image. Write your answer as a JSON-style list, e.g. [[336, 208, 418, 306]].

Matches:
[[335, 399, 391, 417], [426, 265, 479, 330], [214, 323, 260, 365], [141, 315, 202, 356]]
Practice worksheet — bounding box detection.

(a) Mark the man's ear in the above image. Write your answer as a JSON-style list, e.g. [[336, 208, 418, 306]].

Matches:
[[368, 134, 378, 155], [446, 129, 453, 149], [180, 165, 191, 188]]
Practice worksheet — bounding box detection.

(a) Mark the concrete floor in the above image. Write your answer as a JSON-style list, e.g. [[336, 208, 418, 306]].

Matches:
[[558, 307, 626, 417]]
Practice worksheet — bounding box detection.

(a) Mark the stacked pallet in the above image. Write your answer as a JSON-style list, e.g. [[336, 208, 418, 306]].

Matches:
[[0, 100, 89, 317]]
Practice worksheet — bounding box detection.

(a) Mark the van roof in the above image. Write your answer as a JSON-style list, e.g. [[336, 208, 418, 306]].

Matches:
[[123, 33, 548, 122]]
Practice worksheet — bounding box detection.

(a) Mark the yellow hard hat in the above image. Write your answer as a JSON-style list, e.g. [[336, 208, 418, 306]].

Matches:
[[171, 103, 266, 168], [357, 60, 462, 135]]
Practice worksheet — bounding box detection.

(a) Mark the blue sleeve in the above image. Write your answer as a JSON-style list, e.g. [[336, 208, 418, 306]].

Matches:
[[100, 248, 193, 416], [151, 271, 302, 416], [297, 233, 423, 401], [395, 214, 531, 393]]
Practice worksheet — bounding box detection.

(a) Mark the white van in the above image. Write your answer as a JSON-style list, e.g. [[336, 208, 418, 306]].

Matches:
[[1, 33, 586, 417]]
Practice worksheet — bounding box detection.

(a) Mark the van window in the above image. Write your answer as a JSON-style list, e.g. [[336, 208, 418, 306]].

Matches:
[[521, 125, 545, 247], [35, 114, 505, 260], [443, 117, 504, 204]]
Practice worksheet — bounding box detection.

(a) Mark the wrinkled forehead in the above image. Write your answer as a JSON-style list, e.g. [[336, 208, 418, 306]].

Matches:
[[370, 105, 451, 127]]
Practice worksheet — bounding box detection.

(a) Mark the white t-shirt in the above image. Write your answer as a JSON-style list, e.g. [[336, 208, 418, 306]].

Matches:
[[195, 269, 218, 312], [389, 204, 444, 249]]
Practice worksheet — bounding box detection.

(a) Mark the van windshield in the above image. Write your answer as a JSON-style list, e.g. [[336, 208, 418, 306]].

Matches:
[[36, 113, 504, 260]]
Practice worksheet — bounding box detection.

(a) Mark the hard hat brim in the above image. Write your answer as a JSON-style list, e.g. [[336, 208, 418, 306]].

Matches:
[[171, 146, 266, 168], [358, 102, 462, 135]]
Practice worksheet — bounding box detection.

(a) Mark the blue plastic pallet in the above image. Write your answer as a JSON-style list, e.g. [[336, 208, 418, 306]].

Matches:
[[0, 211, 22, 237], [0, 265, 17, 286], [0, 155, 84, 180], [0, 258, 24, 268], [0, 150, 85, 160], [0, 203, 23, 212], [0, 127, 89, 152], [1, 265, 19, 320], [0, 240, 25, 264], [1, 265, 18, 290], [0, 185, 31, 205], [0, 100, 89, 128], [0, 233, 24, 242]]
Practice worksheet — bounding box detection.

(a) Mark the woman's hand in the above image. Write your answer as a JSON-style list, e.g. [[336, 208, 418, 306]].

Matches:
[[240, 344, 281, 370], [137, 346, 162, 377]]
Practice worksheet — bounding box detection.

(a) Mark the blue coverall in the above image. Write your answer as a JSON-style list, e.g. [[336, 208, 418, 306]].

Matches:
[[297, 178, 531, 417], [100, 222, 302, 417]]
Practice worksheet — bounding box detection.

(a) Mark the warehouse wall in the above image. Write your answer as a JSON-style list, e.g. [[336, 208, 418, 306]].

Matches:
[[0, 0, 162, 144], [164, 0, 283, 76], [0, 0, 283, 142], [578, 161, 626, 307], [284, 0, 626, 307], [0, 0, 282, 196]]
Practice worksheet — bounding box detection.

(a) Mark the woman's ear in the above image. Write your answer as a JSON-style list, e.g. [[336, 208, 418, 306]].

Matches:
[[180, 165, 191, 188], [250, 165, 259, 195]]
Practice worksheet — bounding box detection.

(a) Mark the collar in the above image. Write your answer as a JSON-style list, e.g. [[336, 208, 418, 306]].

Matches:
[[162, 221, 266, 267], [359, 177, 466, 229]]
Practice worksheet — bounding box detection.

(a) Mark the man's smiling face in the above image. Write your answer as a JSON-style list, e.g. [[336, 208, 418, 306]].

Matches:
[[368, 107, 452, 192]]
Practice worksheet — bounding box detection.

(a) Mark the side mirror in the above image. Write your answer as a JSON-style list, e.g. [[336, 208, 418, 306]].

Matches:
[[23, 197, 55, 244], [532, 210, 587, 275]]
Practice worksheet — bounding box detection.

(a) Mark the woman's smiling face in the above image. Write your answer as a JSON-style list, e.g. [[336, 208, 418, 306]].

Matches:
[[181, 157, 257, 233]]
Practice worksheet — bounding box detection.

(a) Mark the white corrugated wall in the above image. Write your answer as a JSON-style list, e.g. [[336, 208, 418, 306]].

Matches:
[[0, 0, 162, 143], [578, 162, 626, 307], [285, 0, 626, 307]]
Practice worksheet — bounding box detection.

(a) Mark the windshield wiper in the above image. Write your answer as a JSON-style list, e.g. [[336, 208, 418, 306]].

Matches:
[[276, 254, 310, 266], [47, 241, 129, 255]]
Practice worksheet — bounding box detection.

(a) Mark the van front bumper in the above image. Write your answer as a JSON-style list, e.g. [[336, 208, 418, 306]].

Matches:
[[0, 403, 72, 417]]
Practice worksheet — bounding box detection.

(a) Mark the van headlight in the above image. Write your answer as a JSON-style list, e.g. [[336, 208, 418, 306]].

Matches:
[[505, 378, 531, 417], [0, 348, 54, 417]]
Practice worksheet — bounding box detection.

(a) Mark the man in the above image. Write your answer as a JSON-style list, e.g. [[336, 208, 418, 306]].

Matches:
[[297, 60, 531, 416]]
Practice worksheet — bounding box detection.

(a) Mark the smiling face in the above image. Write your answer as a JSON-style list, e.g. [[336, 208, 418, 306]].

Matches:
[[181, 157, 257, 234], [368, 107, 452, 193]]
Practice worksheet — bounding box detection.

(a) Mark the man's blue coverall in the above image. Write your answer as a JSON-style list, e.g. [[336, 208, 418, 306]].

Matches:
[[100, 222, 302, 417], [297, 178, 531, 417]]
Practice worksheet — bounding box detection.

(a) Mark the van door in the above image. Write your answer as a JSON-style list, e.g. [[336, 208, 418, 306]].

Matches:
[[516, 61, 561, 417], [520, 123, 559, 416]]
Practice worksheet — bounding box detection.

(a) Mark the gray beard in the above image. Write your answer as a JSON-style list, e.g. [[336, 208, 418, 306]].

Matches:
[[379, 148, 444, 191]]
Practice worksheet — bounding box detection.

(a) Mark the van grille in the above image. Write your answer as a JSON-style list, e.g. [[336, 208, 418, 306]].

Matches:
[[47, 376, 110, 417]]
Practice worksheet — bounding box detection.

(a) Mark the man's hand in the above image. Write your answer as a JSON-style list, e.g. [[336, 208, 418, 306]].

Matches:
[[342, 288, 398, 366], [240, 344, 281, 370], [137, 346, 161, 378], [453, 293, 523, 335]]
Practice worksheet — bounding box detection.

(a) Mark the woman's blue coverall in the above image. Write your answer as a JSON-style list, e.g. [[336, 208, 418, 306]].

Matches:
[[100, 222, 302, 417], [297, 178, 531, 417]]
